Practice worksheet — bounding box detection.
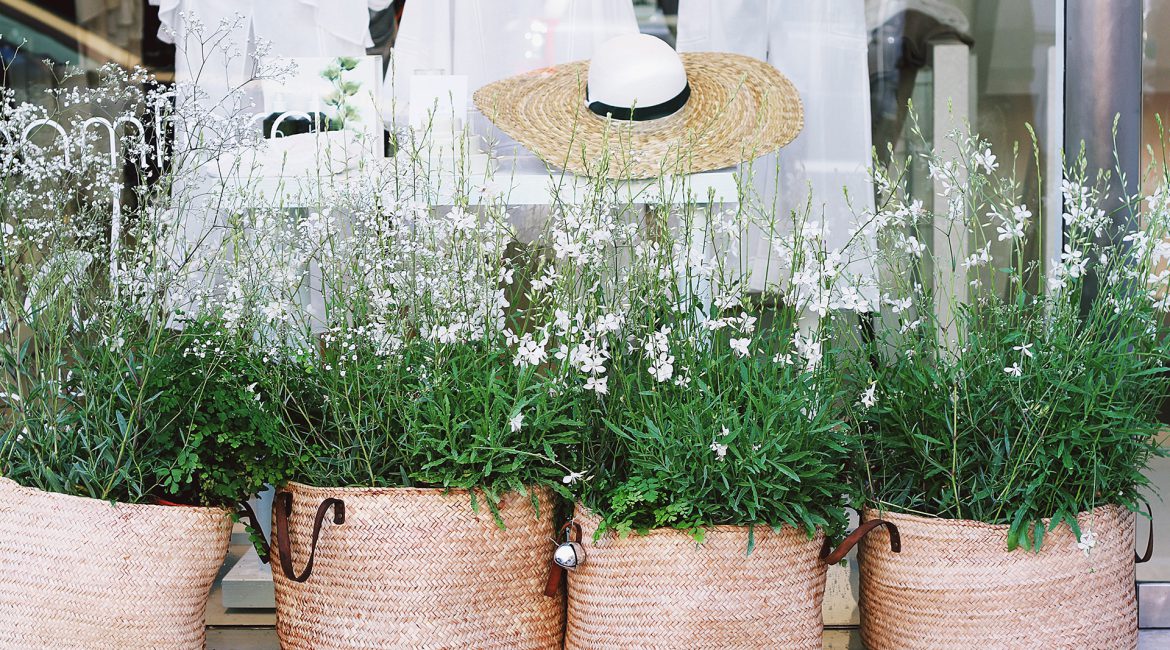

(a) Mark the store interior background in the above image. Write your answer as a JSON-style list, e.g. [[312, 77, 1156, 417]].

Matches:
[[3, 0, 1170, 645]]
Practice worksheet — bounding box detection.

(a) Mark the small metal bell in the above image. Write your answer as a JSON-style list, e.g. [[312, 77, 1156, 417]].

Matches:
[[554, 540, 585, 569], [553, 521, 586, 570]]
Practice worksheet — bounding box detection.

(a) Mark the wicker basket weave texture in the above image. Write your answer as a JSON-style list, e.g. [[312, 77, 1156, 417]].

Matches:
[[272, 482, 562, 650], [0, 476, 232, 650], [564, 507, 828, 650], [859, 505, 1137, 650]]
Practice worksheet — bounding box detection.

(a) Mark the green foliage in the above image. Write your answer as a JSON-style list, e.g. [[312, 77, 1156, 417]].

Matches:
[[274, 332, 583, 511], [583, 324, 851, 542], [142, 319, 291, 508]]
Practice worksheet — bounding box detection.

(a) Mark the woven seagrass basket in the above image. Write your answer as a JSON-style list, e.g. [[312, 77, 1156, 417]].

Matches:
[[271, 482, 562, 650], [859, 505, 1138, 649], [0, 477, 232, 649], [561, 506, 895, 650]]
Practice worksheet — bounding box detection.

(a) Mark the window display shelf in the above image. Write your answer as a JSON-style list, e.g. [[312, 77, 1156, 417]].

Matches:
[[202, 150, 742, 209]]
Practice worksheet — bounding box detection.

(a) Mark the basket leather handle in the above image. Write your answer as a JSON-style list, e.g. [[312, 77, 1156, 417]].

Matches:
[[544, 521, 583, 598], [820, 519, 901, 565], [274, 492, 346, 583], [235, 500, 271, 564], [1137, 503, 1154, 564]]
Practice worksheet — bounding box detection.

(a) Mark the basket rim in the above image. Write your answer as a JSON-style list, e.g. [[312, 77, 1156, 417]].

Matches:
[[572, 503, 826, 540], [0, 476, 231, 516], [280, 480, 552, 498], [861, 503, 1127, 533]]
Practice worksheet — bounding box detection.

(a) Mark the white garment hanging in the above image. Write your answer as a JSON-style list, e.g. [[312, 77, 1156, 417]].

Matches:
[[385, 0, 639, 125], [252, 0, 391, 58], [865, 0, 970, 33], [387, 0, 638, 243], [677, 0, 878, 299], [149, 0, 388, 323]]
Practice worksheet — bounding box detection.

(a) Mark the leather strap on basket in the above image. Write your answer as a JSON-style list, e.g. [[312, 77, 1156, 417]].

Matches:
[[235, 500, 271, 564], [820, 519, 901, 565], [274, 492, 345, 583], [1137, 503, 1155, 564], [544, 521, 583, 598]]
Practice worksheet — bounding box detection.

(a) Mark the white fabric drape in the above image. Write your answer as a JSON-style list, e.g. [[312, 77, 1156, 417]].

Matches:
[[387, 0, 638, 242], [385, 0, 638, 125], [677, 0, 877, 298], [149, 0, 388, 322]]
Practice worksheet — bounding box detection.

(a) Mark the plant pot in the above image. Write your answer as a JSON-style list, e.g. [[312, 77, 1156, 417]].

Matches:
[[270, 481, 563, 650], [858, 505, 1138, 649], [561, 506, 895, 650], [0, 477, 232, 649]]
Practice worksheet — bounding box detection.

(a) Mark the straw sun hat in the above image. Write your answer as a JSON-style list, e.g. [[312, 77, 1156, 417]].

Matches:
[[473, 33, 803, 180]]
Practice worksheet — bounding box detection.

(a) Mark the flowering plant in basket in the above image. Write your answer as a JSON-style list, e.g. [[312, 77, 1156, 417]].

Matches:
[[203, 159, 583, 514], [0, 56, 286, 509], [848, 127, 1170, 550], [525, 176, 868, 542]]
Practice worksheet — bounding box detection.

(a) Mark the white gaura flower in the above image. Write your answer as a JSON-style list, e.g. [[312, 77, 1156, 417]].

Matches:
[[431, 324, 457, 344], [1061, 246, 1088, 278], [709, 440, 728, 461], [860, 381, 877, 409], [1004, 363, 1023, 377], [1012, 343, 1034, 358], [738, 312, 757, 334], [584, 375, 608, 395], [704, 317, 729, 332], [996, 218, 1026, 242], [884, 295, 914, 314], [1077, 528, 1097, 556], [562, 471, 585, 485], [595, 313, 623, 334], [509, 412, 524, 433], [962, 246, 992, 270], [530, 268, 558, 292], [973, 147, 998, 174], [649, 355, 674, 382], [513, 334, 548, 368], [729, 337, 751, 358]]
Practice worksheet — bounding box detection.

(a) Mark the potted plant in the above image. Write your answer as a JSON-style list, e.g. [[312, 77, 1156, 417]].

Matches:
[[219, 187, 577, 648], [848, 134, 1169, 648], [0, 46, 307, 646], [527, 189, 895, 649], [0, 78, 285, 649]]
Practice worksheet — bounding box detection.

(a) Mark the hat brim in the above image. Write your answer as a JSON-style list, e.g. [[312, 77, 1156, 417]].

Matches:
[[473, 52, 803, 180]]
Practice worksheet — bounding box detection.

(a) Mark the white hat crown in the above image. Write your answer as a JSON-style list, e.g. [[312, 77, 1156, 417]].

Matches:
[[586, 34, 689, 120]]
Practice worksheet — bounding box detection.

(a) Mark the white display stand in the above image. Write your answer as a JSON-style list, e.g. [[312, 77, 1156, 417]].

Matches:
[[204, 148, 742, 209]]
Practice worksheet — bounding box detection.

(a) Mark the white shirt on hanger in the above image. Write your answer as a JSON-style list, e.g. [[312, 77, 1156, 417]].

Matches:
[[677, 0, 878, 301], [386, 0, 639, 125]]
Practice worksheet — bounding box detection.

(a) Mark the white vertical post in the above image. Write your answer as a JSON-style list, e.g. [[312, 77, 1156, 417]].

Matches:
[[931, 41, 974, 346], [1044, 5, 1067, 280]]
